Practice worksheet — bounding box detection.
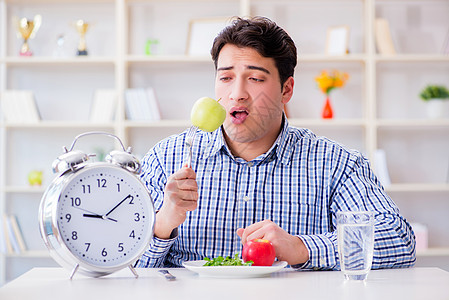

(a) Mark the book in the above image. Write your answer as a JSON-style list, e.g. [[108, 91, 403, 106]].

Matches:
[[442, 27, 449, 55], [0, 215, 6, 254], [9, 215, 27, 252], [125, 88, 161, 121], [375, 18, 397, 55], [90, 89, 117, 123], [125, 89, 143, 120], [411, 223, 428, 250], [0, 90, 40, 123], [375, 149, 391, 187], [146, 87, 162, 121], [2, 215, 14, 254], [4, 215, 21, 253]]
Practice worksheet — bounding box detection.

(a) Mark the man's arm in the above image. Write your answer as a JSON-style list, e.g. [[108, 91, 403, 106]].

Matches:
[[136, 145, 199, 268], [296, 155, 416, 270]]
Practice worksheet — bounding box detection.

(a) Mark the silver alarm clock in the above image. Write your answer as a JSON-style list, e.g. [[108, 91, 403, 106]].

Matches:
[[39, 132, 155, 279]]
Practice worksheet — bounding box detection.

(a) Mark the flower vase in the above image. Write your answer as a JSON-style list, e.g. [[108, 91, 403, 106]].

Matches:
[[322, 96, 333, 119]]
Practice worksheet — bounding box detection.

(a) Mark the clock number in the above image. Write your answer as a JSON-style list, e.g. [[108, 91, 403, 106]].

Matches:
[[118, 243, 124, 252], [102, 248, 108, 257], [129, 230, 135, 238], [128, 195, 134, 204], [65, 214, 71, 222], [85, 243, 91, 252], [117, 183, 120, 192], [134, 213, 140, 222], [72, 231, 78, 240], [97, 179, 107, 188], [82, 185, 91, 193], [71, 197, 81, 207]]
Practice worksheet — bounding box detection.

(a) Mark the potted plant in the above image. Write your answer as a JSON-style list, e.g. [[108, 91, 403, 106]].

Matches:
[[419, 85, 449, 119]]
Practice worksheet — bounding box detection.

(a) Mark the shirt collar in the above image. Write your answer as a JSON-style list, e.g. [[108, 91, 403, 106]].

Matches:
[[201, 114, 294, 165], [272, 115, 294, 165], [200, 127, 226, 160]]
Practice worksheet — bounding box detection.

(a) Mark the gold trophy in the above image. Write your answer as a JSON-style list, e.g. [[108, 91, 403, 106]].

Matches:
[[13, 15, 42, 56], [74, 20, 89, 56]]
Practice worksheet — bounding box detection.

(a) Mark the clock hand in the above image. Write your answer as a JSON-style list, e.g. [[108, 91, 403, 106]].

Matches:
[[104, 194, 132, 217], [83, 213, 102, 218], [83, 213, 117, 222], [72, 206, 102, 216], [73, 206, 117, 222]]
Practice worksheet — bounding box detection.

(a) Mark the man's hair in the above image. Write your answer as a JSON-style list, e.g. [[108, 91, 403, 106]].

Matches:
[[211, 16, 297, 87]]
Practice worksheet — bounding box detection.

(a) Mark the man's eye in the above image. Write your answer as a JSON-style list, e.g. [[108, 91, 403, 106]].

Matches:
[[220, 77, 231, 82], [250, 77, 264, 82]]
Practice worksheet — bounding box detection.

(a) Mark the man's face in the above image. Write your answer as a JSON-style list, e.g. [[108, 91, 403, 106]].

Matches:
[[215, 44, 293, 147]]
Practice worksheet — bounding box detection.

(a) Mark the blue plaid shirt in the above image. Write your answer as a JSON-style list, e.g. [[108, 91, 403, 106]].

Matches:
[[136, 119, 416, 270]]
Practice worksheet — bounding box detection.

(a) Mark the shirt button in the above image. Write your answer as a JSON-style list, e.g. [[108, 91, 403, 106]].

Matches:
[[243, 196, 250, 202], [247, 162, 253, 167]]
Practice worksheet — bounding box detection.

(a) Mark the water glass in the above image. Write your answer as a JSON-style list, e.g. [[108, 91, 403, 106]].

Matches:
[[337, 211, 374, 281]]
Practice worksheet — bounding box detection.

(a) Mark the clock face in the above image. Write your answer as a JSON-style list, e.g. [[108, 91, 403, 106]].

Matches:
[[56, 165, 153, 268]]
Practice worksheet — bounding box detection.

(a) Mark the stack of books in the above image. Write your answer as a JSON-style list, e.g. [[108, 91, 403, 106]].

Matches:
[[0, 214, 27, 254], [0, 90, 40, 123], [125, 88, 161, 121]]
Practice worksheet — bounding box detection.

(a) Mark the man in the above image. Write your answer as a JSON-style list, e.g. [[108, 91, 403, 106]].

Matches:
[[136, 16, 415, 269]]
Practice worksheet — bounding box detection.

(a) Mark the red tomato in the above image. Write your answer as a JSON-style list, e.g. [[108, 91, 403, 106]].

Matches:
[[242, 239, 276, 266]]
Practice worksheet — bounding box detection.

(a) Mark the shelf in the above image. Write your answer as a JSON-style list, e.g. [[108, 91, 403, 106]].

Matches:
[[125, 119, 190, 128], [376, 119, 449, 129], [4, 121, 116, 129], [416, 248, 449, 257], [375, 54, 449, 63], [124, 118, 367, 129], [289, 118, 366, 128], [298, 54, 367, 63], [4, 119, 369, 130], [0, 54, 374, 65], [126, 55, 211, 63], [3, 0, 114, 3], [2, 57, 116, 66], [3, 186, 46, 193], [385, 183, 449, 193], [3, 250, 50, 258], [127, 54, 370, 64]]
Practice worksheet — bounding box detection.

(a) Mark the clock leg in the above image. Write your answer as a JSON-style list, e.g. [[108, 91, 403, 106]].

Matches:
[[128, 265, 139, 278], [70, 264, 80, 280]]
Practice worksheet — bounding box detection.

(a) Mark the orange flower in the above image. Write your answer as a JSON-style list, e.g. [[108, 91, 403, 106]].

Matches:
[[315, 70, 349, 95]]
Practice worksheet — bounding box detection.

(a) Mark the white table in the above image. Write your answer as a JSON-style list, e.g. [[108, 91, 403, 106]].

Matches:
[[1, 267, 449, 300]]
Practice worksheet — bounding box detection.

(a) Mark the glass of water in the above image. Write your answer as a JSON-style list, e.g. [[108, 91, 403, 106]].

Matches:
[[337, 211, 374, 281]]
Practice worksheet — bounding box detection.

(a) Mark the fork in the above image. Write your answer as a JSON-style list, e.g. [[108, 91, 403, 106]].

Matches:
[[185, 125, 198, 167]]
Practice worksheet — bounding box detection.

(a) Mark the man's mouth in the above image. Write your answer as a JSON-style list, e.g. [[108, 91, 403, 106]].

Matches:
[[230, 107, 249, 124]]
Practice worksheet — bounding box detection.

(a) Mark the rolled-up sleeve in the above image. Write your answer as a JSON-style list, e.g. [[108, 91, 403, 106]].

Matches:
[[293, 154, 416, 270]]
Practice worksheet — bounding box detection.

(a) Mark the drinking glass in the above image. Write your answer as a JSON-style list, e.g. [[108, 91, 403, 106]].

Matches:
[[337, 211, 374, 281]]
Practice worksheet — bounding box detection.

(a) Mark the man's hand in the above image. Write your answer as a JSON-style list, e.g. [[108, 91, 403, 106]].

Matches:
[[236, 220, 309, 266], [154, 165, 198, 239]]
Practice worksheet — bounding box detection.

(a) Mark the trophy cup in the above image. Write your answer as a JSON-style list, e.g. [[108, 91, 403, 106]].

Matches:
[[74, 19, 89, 56], [14, 15, 42, 56]]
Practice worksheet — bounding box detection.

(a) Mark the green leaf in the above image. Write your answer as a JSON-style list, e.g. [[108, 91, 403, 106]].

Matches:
[[419, 85, 449, 101], [202, 254, 253, 266]]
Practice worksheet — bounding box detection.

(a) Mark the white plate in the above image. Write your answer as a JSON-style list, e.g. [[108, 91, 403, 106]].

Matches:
[[182, 260, 288, 278]]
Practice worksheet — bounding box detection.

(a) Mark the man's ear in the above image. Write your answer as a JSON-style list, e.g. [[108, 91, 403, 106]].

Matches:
[[281, 76, 294, 104]]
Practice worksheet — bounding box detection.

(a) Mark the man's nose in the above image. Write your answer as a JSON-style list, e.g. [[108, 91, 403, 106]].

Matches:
[[229, 79, 249, 101]]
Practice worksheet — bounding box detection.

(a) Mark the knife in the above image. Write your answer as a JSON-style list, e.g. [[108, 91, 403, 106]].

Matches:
[[158, 269, 176, 281]]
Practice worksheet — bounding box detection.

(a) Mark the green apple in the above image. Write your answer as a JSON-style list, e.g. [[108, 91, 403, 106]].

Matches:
[[28, 170, 43, 186], [190, 96, 226, 132]]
